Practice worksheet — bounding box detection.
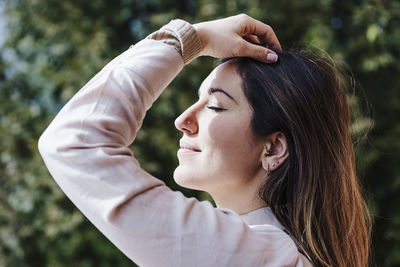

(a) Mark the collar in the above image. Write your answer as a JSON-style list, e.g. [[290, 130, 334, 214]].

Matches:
[[239, 207, 313, 263], [239, 206, 284, 230]]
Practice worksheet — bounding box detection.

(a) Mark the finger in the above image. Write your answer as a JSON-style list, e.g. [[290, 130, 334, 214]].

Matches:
[[239, 41, 278, 63], [243, 34, 260, 45], [245, 17, 281, 51]]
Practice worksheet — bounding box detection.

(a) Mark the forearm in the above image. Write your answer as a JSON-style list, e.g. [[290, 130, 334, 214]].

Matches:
[[146, 19, 202, 64], [39, 19, 201, 177]]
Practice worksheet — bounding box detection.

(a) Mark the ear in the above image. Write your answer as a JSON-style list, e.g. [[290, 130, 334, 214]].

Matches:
[[261, 132, 289, 174]]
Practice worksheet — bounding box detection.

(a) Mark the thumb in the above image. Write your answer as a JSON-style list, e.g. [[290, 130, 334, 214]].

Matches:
[[240, 41, 278, 63]]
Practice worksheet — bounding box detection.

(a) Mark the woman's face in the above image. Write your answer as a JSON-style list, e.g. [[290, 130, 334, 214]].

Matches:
[[173, 61, 266, 195]]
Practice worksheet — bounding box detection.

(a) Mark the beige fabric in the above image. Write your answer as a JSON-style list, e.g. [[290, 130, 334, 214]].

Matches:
[[147, 19, 202, 64], [39, 20, 312, 266]]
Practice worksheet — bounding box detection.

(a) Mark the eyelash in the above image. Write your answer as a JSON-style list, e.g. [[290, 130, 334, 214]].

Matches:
[[207, 106, 226, 112]]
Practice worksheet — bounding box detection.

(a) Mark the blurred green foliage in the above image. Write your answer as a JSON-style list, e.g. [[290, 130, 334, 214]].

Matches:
[[0, 0, 399, 266]]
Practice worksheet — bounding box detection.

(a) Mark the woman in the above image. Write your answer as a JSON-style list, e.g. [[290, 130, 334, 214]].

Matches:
[[39, 14, 371, 266]]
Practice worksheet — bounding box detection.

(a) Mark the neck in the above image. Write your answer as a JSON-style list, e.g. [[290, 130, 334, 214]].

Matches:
[[209, 174, 268, 215]]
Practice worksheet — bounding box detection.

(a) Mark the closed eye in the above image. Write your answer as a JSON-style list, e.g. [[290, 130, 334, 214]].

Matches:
[[207, 106, 226, 112]]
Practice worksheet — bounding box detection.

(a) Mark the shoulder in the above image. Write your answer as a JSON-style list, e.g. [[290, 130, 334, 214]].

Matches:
[[248, 224, 313, 266], [213, 207, 314, 266]]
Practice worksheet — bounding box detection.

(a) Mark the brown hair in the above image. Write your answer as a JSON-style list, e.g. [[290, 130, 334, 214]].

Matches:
[[230, 51, 372, 266]]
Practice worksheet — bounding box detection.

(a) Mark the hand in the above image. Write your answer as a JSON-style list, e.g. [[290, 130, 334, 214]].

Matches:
[[193, 14, 281, 63]]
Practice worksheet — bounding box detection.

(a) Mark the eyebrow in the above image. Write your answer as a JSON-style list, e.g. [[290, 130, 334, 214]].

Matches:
[[198, 87, 238, 104]]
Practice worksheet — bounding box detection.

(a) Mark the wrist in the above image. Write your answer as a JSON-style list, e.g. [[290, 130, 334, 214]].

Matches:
[[193, 22, 209, 57]]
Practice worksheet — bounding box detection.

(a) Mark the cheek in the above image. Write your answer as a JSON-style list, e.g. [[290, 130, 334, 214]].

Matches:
[[207, 118, 238, 148], [207, 120, 262, 187], [207, 116, 255, 155]]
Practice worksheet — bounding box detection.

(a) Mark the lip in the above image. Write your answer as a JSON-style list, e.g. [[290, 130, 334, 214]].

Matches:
[[178, 140, 201, 154]]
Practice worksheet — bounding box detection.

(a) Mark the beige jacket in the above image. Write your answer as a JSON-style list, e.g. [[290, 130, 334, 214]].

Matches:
[[39, 19, 312, 267]]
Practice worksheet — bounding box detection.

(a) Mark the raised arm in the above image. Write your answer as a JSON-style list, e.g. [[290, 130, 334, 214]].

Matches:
[[38, 16, 308, 266]]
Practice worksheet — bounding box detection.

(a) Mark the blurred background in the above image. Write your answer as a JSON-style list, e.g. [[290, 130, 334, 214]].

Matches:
[[0, 0, 399, 266]]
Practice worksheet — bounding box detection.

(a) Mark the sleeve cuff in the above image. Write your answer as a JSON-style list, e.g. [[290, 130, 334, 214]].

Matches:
[[146, 19, 202, 64]]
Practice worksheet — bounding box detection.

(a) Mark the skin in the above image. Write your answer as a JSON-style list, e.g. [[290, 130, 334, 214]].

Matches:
[[174, 61, 289, 214], [193, 14, 282, 62], [174, 14, 289, 215]]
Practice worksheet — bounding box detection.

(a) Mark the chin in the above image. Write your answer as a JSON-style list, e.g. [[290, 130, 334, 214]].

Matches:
[[173, 165, 204, 190]]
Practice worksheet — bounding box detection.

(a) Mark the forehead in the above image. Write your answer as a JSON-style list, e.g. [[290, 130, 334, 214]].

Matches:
[[199, 61, 245, 102]]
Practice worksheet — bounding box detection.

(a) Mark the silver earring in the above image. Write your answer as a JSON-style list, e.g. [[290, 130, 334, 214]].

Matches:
[[186, 120, 191, 124], [272, 162, 276, 167], [265, 144, 272, 156]]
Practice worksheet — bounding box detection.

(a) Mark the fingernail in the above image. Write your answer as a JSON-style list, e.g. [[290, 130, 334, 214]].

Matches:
[[266, 53, 278, 63]]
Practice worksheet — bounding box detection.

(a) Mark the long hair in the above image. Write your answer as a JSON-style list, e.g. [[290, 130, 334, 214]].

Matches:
[[229, 51, 372, 266]]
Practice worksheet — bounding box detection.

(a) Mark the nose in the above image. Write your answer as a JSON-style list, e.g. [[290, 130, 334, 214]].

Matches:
[[174, 104, 198, 135]]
